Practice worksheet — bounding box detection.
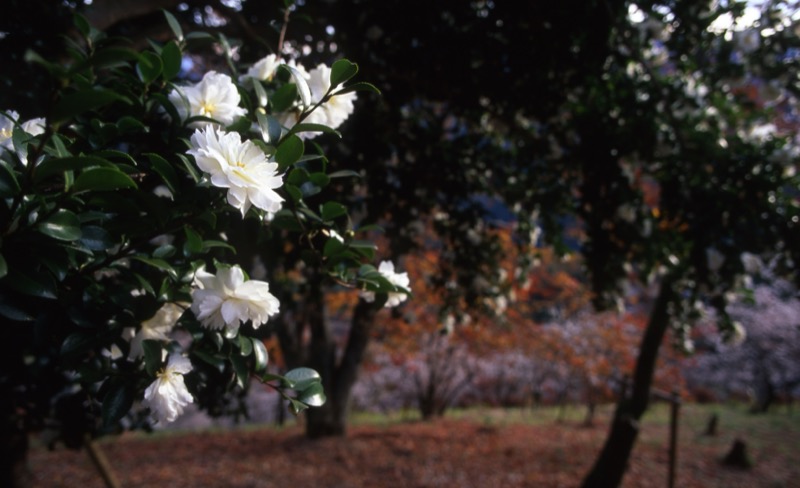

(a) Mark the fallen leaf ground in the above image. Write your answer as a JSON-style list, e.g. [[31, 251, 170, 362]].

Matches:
[[26, 404, 800, 487]]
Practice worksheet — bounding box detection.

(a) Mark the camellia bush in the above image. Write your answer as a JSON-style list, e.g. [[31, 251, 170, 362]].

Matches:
[[0, 8, 406, 484]]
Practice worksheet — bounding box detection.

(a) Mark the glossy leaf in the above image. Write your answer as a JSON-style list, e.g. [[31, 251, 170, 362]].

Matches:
[[275, 135, 304, 170], [297, 382, 326, 407], [73, 167, 137, 192], [163, 10, 184, 41], [102, 380, 134, 427], [330, 59, 359, 88], [37, 209, 82, 241], [142, 339, 163, 377], [52, 88, 130, 122], [321, 201, 348, 221], [252, 339, 269, 373], [284, 367, 321, 391], [161, 41, 182, 80], [137, 51, 163, 84]]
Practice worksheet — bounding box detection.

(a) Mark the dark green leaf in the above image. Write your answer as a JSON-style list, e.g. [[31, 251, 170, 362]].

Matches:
[[238, 335, 253, 356], [332, 81, 382, 96], [321, 202, 347, 221], [146, 153, 179, 194], [52, 88, 131, 122], [163, 10, 184, 41], [309, 172, 330, 187], [0, 294, 32, 321], [131, 256, 177, 279], [137, 51, 163, 84], [229, 352, 248, 389], [142, 339, 163, 376], [34, 156, 115, 184], [3, 267, 57, 299], [288, 398, 309, 415], [328, 169, 361, 179], [161, 41, 182, 80], [270, 83, 297, 113], [74, 13, 90, 38], [73, 167, 137, 192], [37, 209, 82, 241], [102, 380, 134, 427], [183, 226, 203, 256], [0, 161, 20, 197], [0, 254, 6, 279], [284, 367, 321, 391], [297, 382, 326, 407], [275, 135, 304, 170], [80, 225, 114, 251], [329, 59, 359, 88], [60, 332, 93, 359], [193, 349, 226, 371]]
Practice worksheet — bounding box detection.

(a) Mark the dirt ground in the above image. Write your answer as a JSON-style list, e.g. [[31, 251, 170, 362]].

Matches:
[[26, 409, 800, 488]]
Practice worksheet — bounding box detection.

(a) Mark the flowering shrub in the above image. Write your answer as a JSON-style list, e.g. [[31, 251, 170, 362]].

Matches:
[[0, 9, 409, 450]]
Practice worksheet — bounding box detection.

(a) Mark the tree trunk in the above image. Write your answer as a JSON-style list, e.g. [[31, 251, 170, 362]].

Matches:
[[581, 276, 674, 488], [305, 298, 377, 438]]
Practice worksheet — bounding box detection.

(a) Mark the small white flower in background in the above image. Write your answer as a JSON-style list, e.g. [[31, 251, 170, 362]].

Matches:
[[126, 303, 184, 360], [239, 54, 282, 84], [0, 110, 21, 151], [191, 265, 280, 334], [277, 62, 357, 139], [736, 29, 760, 54], [705, 247, 725, 272], [168, 71, 247, 128], [360, 260, 410, 308], [143, 353, 193, 423], [727, 321, 747, 346], [188, 126, 284, 217], [0, 111, 46, 163], [740, 252, 762, 275], [307, 63, 357, 129]]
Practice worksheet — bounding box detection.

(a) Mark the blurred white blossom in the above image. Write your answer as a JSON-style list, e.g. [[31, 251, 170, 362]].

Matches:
[[127, 303, 185, 360], [191, 265, 280, 333], [143, 354, 193, 423], [361, 260, 410, 308], [169, 71, 246, 128]]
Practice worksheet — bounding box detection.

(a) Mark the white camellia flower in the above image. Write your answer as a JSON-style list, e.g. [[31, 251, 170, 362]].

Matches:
[[239, 54, 282, 84], [188, 126, 284, 217], [307, 63, 357, 129], [127, 303, 184, 360], [143, 353, 193, 423], [191, 265, 280, 334], [360, 260, 410, 308], [168, 71, 247, 128], [276, 62, 356, 139]]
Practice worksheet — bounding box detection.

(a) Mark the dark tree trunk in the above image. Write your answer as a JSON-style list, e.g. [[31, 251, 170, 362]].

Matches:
[[581, 277, 674, 488], [304, 298, 377, 438]]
